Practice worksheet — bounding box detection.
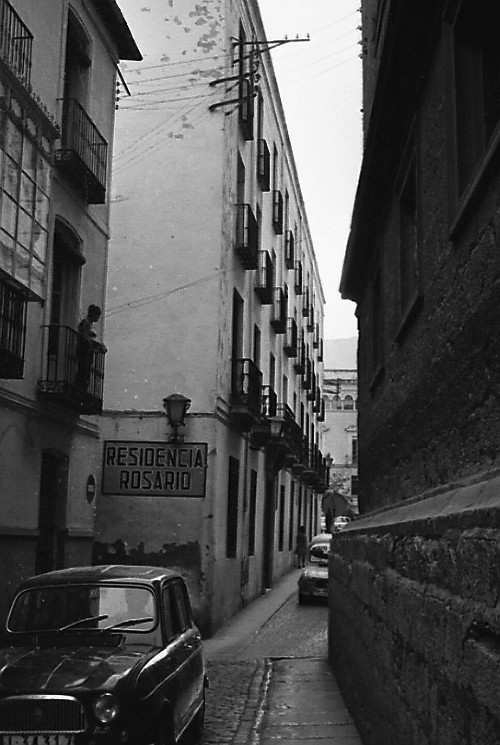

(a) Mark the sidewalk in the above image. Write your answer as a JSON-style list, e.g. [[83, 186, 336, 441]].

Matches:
[[204, 568, 303, 660], [204, 569, 365, 744]]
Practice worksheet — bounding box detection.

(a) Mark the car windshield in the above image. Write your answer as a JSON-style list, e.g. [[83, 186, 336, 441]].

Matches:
[[7, 584, 157, 634], [308, 543, 330, 564]]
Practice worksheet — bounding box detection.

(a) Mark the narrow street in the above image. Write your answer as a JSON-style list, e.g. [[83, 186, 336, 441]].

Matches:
[[201, 570, 363, 744]]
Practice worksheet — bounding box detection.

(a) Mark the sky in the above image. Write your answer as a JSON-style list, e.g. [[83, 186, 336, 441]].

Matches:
[[115, 0, 363, 340]]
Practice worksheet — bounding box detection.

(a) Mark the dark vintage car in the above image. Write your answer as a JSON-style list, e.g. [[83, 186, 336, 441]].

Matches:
[[0, 565, 207, 745], [298, 533, 332, 604]]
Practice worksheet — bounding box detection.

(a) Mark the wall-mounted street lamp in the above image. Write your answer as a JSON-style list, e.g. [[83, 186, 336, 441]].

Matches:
[[269, 416, 285, 440], [163, 393, 191, 443]]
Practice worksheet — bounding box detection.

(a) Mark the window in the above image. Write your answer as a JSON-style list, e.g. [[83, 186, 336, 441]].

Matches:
[[253, 324, 261, 370], [161, 586, 175, 642], [51, 220, 83, 329], [453, 1, 500, 196], [343, 395, 354, 411], [0, 114, 50, 299], [351, 475, 359, 496], [352, 438, 358, 464], [0, 278, 27, 378], [226, 457, 239, 558], [248, 470, 257, 556], [171, 581, 192, 633]]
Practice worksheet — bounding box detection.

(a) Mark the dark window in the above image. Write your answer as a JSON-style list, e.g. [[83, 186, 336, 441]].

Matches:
[[226, 456, 240, 558], [0, 278, 27, 379], [351, 475, 359, 495], [453, 1, 500, 195], [171, 581, 191, 633], [248, 469, 257, 556], [253, 324, 261, 370], [161, 585, 175, 642], [278, 485, 285, 551], [352, 438, 358, 464]]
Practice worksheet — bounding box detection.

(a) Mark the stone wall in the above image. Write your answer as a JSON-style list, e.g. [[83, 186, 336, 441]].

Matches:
[[328, 469, 500, 745]]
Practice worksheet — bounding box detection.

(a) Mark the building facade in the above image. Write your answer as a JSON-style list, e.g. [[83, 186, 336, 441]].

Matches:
[[321, 366, 358, 517], [0, 0, 140, 617], [329, 0, 500, 743], [96, 0, 327, 635]]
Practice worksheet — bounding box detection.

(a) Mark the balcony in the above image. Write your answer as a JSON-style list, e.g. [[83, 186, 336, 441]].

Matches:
[[317, 338, 324, 362], [239, 77, 254, 140], [307, 370, 317, 401], [37, 324, 106, 415], [249, 384, 277, 450], [294, 334, 306, 374], [55, 99, 108, 204], [235, 203, 258, 269], [231, 357, 262, 431], [272, 190, 284, 234], [302, 287, 310, 317], [312, 386, 322, 413], [285, 230, 295, 269], [306, 304, 315, 332], [0, 0, 33, 88], [302, 356, 313, 390], [254, 251, 274, 304], [317, 397, 326, 422], [270, 287, 287, 334], [313, 323, 320, 349], [283, 317, 298, 357], [294, 260, 303, 295], [257, 138, 271, 191], [0, 277, 27, 379]]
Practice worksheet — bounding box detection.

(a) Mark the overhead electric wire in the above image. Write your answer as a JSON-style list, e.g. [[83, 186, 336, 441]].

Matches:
[[106, 272, 219, 317]]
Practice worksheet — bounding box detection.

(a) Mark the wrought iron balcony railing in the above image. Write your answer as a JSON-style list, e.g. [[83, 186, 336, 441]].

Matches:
[[257, 138, 271, 191], [55, 98, 108, 204], [0, 0, 33, 88], [254, 250, 274, 304], [235, 203, 258, 269], [38, 324, 106, 414], [231, 357, 263, 430]]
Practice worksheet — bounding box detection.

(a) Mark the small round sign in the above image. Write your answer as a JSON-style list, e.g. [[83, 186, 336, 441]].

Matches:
[[86, 475, 96, 504]]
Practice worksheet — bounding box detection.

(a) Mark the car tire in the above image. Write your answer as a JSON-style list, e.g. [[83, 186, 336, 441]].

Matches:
[[185, 693, 205, 744]]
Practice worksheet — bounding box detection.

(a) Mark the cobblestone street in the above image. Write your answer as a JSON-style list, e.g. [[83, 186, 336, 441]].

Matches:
[[199, 570, 363, 744]]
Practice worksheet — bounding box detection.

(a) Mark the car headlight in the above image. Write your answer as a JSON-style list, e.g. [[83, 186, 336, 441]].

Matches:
[[93, 692, 120, 723]]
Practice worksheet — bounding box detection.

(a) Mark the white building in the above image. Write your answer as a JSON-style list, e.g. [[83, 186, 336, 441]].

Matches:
[[97, 0, 327, 634], [321, 338, 358, 514], [0, 0, 140, 616]]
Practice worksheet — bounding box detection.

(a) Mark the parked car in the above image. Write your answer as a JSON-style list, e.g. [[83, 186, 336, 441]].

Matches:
[[298, 533, 332, 604], [333, 515, 352, 532], [0, 565, 207, 745]]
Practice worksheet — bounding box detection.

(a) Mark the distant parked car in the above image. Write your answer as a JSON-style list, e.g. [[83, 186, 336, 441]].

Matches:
[[298, 533, 332, 604], [333, 515, 352, 532], [0, 565, 207, 745]]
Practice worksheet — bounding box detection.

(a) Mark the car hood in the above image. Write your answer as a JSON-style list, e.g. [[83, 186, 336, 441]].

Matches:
[[301, 564, 328, 580], [0, 642, 153, 692]]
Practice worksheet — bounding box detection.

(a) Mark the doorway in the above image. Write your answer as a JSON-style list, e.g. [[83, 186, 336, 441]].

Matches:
[[36, 451, 69, 574], [262, 476, 275, 590]]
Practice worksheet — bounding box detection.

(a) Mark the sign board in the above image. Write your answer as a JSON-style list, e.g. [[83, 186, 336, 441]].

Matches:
[[102, 441, 208, 498]]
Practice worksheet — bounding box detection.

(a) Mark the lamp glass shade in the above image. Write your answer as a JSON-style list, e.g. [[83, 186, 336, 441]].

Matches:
[[269, 417, 284, 438], [163, 393, 191, 426]]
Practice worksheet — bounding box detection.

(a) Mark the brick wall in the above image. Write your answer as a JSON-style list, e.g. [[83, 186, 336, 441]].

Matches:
[[328, 470, 500, 745]]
